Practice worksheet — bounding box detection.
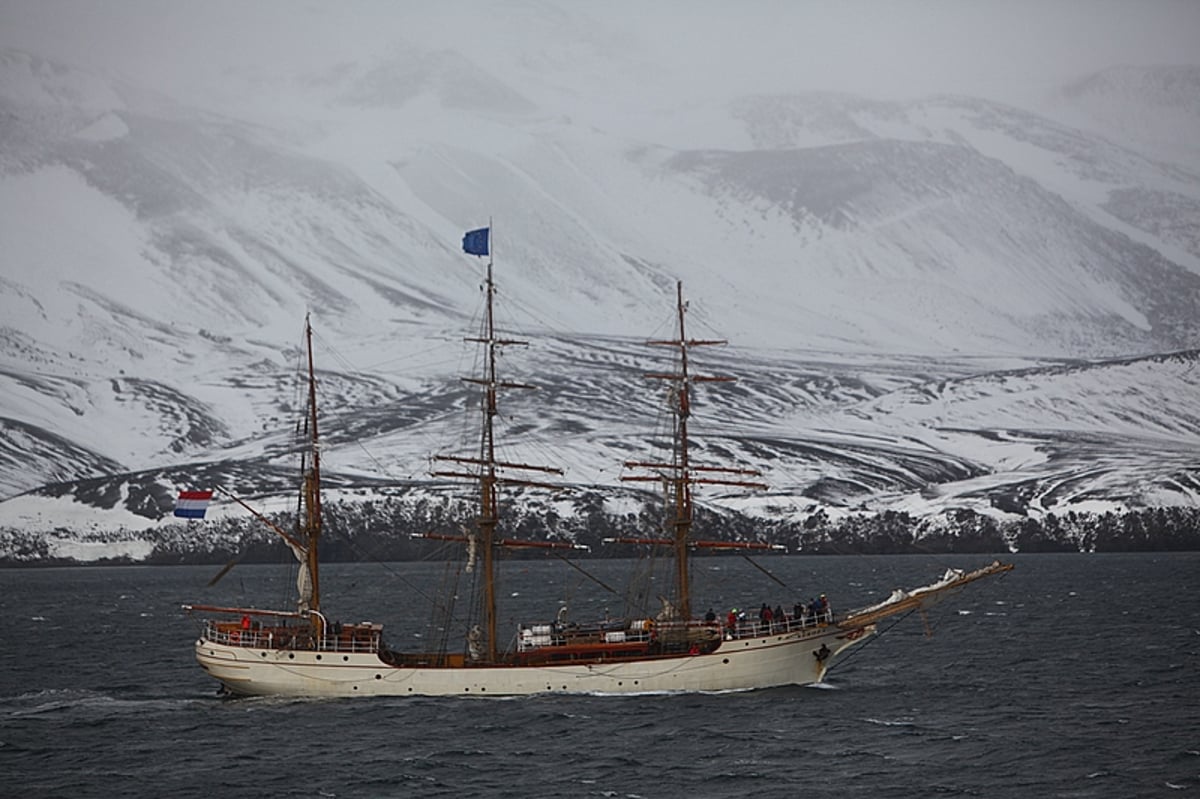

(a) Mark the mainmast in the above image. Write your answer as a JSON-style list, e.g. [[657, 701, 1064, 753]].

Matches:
[[433, 227, 564, 662], [469, 260, 505, 662], [622, 281, 766, 621]]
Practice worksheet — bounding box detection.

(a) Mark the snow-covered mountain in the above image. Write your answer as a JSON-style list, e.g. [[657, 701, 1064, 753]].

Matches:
[[1, 35, 1199, 558]]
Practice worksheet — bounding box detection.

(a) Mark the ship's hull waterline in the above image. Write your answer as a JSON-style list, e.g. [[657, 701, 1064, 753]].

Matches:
[[195, 626, 873, 697]]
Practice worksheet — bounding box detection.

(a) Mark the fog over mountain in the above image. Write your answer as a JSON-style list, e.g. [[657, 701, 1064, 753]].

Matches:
[[1, 1, 1198, 560]]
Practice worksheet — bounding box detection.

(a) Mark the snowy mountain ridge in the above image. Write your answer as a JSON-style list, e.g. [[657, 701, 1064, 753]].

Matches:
[[1, 43, 1199, 557]]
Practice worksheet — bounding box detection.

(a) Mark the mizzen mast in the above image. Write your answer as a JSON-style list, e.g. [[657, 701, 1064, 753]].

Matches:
[[301, 313, 322, 616], [621, 281, 766, 621]]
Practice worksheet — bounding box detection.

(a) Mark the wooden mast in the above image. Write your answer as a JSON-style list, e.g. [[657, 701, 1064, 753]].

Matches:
[[303, 313, 322, 618], [669, 282, 695, 619], [622, 281, 766, 621], [478, 259, 501, 661], [433, 229, 562, 662], [202, 318, 323, 612]]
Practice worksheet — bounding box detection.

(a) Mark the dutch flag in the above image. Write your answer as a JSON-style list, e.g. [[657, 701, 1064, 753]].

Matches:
[[174, 489, 213, 519]]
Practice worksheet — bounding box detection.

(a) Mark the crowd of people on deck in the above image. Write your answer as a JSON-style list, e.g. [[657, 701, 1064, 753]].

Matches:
[[711, 594, 832, 639]]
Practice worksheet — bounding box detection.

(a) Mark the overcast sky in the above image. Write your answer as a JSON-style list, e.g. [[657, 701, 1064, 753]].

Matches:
[[2, 0, 1198, 113]]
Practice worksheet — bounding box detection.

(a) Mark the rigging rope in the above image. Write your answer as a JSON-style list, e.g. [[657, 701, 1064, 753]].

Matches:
[[740, 553, 791, 590], [831, 608, 918, 671], [553, 553, 620, 596]]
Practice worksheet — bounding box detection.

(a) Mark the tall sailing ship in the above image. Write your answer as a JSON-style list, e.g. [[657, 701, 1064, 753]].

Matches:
[[183, 229, 1012, 697]]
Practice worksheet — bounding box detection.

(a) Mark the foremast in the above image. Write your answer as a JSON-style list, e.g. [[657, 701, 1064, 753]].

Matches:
[[223, 315, 324, 621], [299, 313, 322, 618], [432, 241, 565, 662], [621, 281, 767, 622], [184, 314, 324, 634]]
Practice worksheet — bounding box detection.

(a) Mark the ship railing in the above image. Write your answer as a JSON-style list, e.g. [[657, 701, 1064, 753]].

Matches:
[[203, 621, 277, 649], [513, 610, 835, 650], [317, 629, 382, 654], [725, 610, 833, 640], [202, 620, 381, 653]]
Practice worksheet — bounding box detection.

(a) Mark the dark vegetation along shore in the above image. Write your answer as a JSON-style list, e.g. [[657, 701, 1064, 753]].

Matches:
[[3, 492, 1199, 566]]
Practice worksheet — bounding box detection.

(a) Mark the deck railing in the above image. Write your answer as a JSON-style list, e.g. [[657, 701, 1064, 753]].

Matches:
[[727, 610, 834, 639], [514, 609, 836, 652], [202, 621, 381, 653]]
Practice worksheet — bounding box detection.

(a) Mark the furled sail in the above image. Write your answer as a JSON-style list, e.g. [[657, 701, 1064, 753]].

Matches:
[[284, 536, 313, 613]]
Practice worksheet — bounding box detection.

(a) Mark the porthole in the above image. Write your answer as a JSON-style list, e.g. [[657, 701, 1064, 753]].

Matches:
[[316, 655, 322, 661], [289, 653, 295, 659], [375, 674, 382, 680], [722, 658, 730, 664]]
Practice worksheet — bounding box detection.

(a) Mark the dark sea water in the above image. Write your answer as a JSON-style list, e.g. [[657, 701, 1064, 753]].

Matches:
[[2, 553, 1198, 798]]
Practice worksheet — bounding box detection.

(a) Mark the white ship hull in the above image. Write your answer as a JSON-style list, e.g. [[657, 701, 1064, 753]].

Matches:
[[195, 624, 873, 697]]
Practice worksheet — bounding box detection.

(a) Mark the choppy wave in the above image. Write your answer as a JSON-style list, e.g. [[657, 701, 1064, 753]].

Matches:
[[862, 717, 916, 727], [4, 688, 201, 717]]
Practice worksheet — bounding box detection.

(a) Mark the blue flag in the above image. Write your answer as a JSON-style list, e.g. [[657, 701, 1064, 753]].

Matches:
[[462, 227, 489, 257]]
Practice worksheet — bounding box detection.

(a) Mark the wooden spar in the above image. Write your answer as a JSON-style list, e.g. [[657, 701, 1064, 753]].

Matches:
[[432, 454, 563, 490], [463, 377, 538, 389], [640, 373, 735, 382], [431, 471, 561, 490], [624, 462, 762, 475], [212, 486, 306, 554], [620, 281, 766, 622], [182, 603, 306, 619], [621, 462, 767, 490], [602, 536, 783, 550], [602, 536, 677, 546], [839, 561, 1014, 629], [621, 474, 768, 489], [414, 532, 586, 550], [303, 314, 322, 618], [434, 455, 562, 473]]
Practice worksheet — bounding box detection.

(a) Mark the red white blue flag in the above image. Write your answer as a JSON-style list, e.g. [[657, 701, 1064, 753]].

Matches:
[[174, 489, 213, 519]]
